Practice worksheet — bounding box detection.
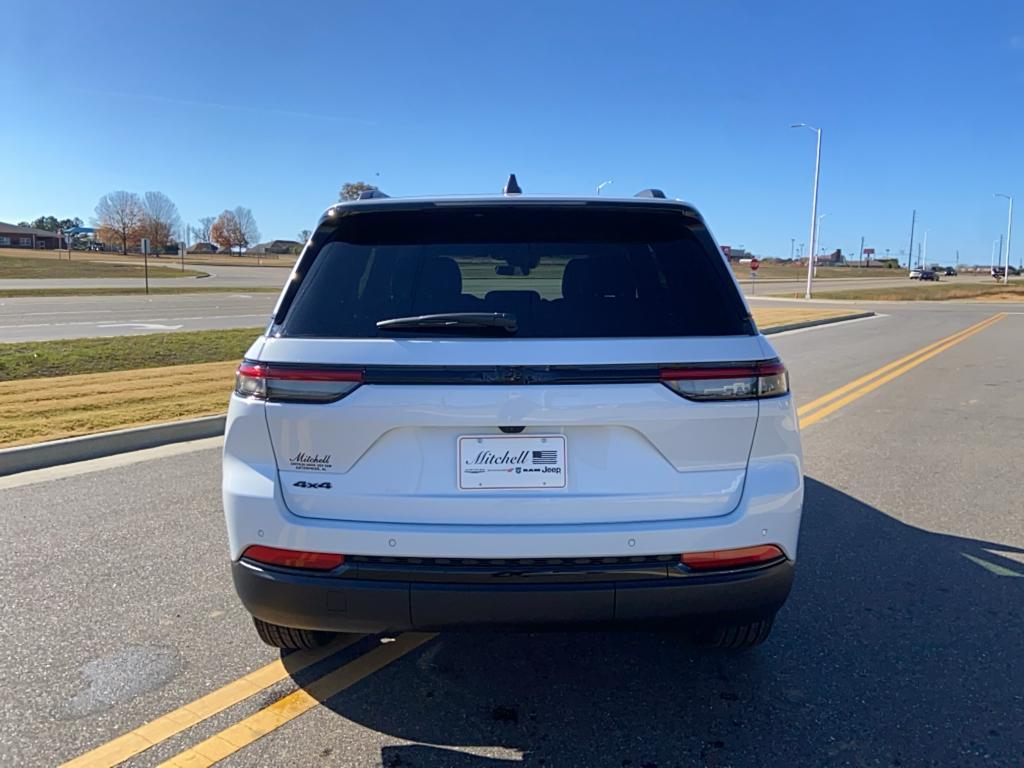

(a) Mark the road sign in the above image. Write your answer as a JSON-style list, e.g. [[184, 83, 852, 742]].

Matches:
[[140, 238, 150, 254], [750, 258, 760, 271], [864, 248, 875, 255]]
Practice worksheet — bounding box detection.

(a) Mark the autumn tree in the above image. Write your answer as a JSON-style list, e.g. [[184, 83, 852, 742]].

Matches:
[[339, 181, 378, 201], [193, 216, 216, 243], [94, 191, 144, 255], [140, 191, 181, 251], [211, 207, 260, 256]]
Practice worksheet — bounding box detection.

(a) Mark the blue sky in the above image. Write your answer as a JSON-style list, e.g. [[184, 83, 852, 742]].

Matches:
[[3, 1, 1022, 265]]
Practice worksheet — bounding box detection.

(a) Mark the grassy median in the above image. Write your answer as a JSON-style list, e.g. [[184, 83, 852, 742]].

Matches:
[[802, 282, 1024, 301], [0, 253, 205, 279], [733, 264, 900, 280], [0, 307, 863, 447], [0, 327, 263, 381]]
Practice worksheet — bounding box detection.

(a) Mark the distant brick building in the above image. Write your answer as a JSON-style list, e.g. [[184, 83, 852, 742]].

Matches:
[[0, 222, 62, 249]]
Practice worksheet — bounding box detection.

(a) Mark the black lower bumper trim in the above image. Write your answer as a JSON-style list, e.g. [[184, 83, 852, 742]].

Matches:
[[232, 558, 795, 634]]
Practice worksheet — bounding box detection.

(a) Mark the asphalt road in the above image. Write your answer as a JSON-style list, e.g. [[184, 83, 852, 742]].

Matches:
[[0, 293, 277, 342], [0, 273, 996, 342], [735, 272, 991, 296], [0, 263, 291, 291], [2, 304, 1023, 766]]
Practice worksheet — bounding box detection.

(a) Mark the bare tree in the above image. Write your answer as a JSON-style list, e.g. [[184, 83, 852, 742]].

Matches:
[[298, 229, 312, 243], [194, 216, 216, 243], [140, 191, 181, 252], [339, 181, 378, 201], [94, 191, 143, 255], [211, 207, 261, 256]]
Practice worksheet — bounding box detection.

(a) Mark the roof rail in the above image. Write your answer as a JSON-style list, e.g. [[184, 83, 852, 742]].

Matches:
[[357, 189, 390, 200], [634, 188, 666, 199]]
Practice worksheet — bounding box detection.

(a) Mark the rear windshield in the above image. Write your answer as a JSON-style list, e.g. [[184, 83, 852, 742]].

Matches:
[[277, 205, 751, 338]]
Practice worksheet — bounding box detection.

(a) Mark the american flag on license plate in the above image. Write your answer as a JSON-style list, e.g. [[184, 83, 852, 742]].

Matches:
[[532, 450, 558, 465]]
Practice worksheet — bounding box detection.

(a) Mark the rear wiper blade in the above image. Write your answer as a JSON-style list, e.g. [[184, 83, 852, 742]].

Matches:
[[376, 312, 518, 333]]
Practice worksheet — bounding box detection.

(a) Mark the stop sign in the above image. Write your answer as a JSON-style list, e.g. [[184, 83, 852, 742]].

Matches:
[[750, 258, 760, 271]]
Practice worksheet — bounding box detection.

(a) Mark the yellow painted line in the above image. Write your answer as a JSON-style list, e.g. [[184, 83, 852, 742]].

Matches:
[[158, 633, 436, 768], [799, 313, 1005, 429], [61, 637, 358, 768], [796, 313, 1004, 419]]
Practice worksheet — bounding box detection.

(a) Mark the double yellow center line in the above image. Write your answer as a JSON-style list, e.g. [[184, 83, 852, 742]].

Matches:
[[62, 312, 1007, 767], [798, 312, 1006, 429]]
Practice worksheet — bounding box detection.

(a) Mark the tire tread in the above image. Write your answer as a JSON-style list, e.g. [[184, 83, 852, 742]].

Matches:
[[253, 617, 334, 650]]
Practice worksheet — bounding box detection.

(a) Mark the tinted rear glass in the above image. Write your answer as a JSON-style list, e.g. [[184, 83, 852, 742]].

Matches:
[[278, 205, 751, 338]]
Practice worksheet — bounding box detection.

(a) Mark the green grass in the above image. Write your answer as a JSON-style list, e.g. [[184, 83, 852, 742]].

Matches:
[[804, 282, 1024, 301], [0, 253, 205, 279], [732, 264, 902, 280], [0, 327, 263, 382], [0, 286, 280, 298]]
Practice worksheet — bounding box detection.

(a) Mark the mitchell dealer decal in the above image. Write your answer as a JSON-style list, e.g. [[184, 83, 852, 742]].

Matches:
[[289, 452, 333, 472]]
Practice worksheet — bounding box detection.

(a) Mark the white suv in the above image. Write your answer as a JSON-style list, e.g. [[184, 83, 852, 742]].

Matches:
[[223, 184, 803, 651]]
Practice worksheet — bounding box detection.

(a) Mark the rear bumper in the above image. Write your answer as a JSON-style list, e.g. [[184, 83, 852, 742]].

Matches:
[[232, 558, 795, 633]]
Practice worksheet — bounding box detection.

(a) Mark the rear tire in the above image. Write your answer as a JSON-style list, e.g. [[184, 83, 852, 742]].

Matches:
[[252, 617, 336, 650], [692, 615, 775, 650]]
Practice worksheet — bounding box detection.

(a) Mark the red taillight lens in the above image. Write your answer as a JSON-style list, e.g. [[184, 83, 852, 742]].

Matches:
[[681, 544, 785, 571], [242, 545, 344, 571], [235, 361, 363, 403], [660, 360, 788, 401]]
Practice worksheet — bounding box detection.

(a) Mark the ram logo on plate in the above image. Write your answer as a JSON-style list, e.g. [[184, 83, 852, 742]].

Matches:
[[458, 435, 567, 490]]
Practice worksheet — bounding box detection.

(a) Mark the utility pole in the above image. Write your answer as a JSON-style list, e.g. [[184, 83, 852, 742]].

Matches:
[[906, 210, 916, 272], [858, 235, 864, 267], [790, 238, 795, 260]]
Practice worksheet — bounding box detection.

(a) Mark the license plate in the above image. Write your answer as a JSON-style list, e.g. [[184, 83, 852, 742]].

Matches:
[[458, 435, 567, 490]]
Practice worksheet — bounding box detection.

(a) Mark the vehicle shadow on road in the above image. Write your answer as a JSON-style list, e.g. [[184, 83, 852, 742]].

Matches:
[[300, 477, 1024, 766]]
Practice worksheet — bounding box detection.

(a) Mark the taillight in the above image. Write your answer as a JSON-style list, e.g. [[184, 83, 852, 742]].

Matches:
[[660, 360, 789, 401], [242, 545, 344, 571], [681, 544, 785, 571], [235, 361, 363, 403]]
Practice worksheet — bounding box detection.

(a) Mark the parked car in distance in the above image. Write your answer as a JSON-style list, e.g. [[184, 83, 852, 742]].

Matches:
[[991, 266, 1018, 279], [909, 268, 923, 279], [919, 269, 940, 281], [943, 267, 957, 276], [223, 181, 804, 652]]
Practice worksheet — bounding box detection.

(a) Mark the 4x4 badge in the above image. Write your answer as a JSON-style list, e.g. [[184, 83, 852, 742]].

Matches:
[[292, 481, 332, 489]]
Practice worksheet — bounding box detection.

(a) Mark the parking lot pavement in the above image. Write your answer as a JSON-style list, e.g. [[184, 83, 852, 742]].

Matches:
[[1, 307, 1022, 766]]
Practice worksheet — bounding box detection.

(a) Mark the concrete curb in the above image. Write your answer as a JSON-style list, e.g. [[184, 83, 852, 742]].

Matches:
[[0, 415, 225, 477], [762, 311, 875, 335], [0, 310, 873, 477]]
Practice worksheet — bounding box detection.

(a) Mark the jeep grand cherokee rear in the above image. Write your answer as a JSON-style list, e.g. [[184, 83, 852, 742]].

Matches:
[[223, 189, 803, 651]]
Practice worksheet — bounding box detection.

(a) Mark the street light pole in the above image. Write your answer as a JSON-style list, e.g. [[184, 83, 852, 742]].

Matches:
[[906, 210, 916, 272], [596, 180, 613, 196], [995, 194, 1013, 285], [815, 213, 829, 271], [792, 123, 822, 299]]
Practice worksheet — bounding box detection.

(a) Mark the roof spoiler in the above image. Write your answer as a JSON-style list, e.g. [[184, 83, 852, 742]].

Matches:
[[634, 189, 667, 199], [357, 189, 390, 200]]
